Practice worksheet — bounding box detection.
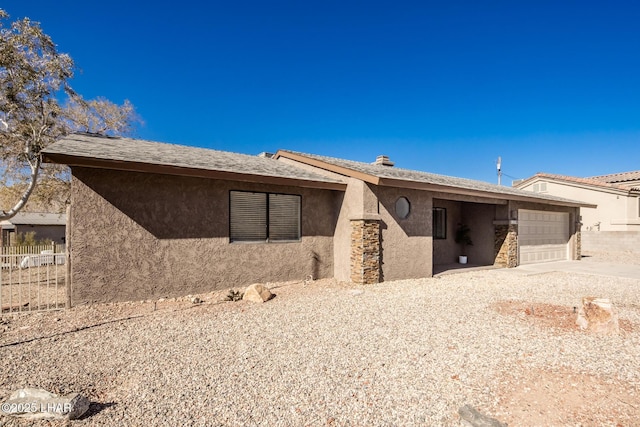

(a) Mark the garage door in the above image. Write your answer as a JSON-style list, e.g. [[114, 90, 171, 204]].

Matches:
[[518, 210, 569, 265]]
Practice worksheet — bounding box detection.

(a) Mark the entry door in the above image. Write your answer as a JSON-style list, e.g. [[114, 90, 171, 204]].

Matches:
[[518, 210, 569, 264]]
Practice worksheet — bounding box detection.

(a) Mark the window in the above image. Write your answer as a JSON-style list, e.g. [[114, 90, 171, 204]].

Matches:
[[433, 207, 446, 239], [230, 191, 301, 242], [395, 197, 411, 219], [532, 182, 547, 193]]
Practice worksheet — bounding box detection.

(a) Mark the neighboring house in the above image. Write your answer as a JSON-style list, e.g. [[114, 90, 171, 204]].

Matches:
[[513, 172, 640, 231], [42, 134, 592, 305], [0, 212, 66, 246], [591, 170, 640, 190]]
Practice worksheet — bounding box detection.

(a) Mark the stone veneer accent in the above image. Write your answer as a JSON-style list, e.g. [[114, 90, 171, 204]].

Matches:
[[494, 224, 518, 268], [575, 231, 581, 259], [350, 219, 381, 284]]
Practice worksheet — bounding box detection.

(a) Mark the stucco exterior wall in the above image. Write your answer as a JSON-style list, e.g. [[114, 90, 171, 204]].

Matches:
[[332, 178, 368, 281], [510, 201, 578, 216], [518, 180, 640, 231], [275, 160, 385, 282], [70, 167, 338, 304], [375, 186, 433, 280], [261, 157, 585, 278]]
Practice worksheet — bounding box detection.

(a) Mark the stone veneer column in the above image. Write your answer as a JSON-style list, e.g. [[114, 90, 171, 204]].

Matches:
[[575, 231, 582, 260], [350, 219, 381, 285], [494, 223, 518, 268]]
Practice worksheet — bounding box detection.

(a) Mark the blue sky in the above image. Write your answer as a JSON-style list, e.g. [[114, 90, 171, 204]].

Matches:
[[5, 1, 640, 183]]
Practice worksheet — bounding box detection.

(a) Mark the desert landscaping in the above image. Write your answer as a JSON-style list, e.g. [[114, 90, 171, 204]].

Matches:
[[0, 251, 639, 426]]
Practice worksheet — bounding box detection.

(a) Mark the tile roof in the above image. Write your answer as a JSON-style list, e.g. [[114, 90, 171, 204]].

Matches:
[[522, 173, 636, 192], [43, 134, 344, 186], [277, 151, 592, 206], [0, 212, 66, 227], [589, 170, 640, 184]]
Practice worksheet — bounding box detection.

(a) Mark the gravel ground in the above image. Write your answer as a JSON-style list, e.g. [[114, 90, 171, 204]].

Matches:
[[0, 253, 639, 426], [581, 250, 640, 265]]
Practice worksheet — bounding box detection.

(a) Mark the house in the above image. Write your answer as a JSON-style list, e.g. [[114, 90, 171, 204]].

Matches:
[[514, 171, 640, 252], [591, 170, 640, 190], [0, 212, 66, 246], [42, 134, 592, 305], [514, 172, 640, 232]]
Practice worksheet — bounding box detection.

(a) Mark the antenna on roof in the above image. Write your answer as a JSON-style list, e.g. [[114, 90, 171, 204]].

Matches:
[[496, 156, 502, 186]]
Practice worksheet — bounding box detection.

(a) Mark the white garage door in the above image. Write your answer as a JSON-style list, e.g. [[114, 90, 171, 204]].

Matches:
[[518, 210, 569, 265]]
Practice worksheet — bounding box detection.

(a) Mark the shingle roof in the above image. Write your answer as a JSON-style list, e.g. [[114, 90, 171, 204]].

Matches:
[[42, 135, 595, 206], [43, 134, 345, 188], [0, 212, 66, 227], [589, 170, 640, 184], [277, 151, 593, 207]]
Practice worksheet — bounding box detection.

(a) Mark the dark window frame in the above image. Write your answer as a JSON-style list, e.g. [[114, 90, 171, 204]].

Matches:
[[433, 207, 447, 240], [229, 190, 302, 243]]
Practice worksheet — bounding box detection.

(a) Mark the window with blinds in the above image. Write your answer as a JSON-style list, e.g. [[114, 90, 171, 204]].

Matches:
[[229, 191, 301, 242]]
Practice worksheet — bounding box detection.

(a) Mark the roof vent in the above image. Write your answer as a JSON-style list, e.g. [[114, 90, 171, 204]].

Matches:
[[373, 155, 394, 167], [258, 152, 274, 159]]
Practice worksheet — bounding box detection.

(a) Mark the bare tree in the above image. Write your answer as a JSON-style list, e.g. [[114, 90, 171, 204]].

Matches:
[[0, 9, 140, 220], [64, 97, 141, 136]]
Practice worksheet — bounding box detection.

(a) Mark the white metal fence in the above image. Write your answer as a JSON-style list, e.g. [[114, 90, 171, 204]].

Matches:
[[1, 244, 67, 315]]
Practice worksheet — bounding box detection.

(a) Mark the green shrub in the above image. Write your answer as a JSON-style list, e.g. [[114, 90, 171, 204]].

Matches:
[[13, 232, 53, 246], [225, 289, 244, 301]]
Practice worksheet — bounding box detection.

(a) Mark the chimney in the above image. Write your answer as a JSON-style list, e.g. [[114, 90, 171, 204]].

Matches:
[[373, 155, 394, 167]]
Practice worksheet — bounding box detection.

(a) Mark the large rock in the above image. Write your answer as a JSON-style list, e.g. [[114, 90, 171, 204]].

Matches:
[[576, 297, 619, 335], [458, 405, 507, 427], [242, 284, 273, 303], [2, 388, 90, 420]]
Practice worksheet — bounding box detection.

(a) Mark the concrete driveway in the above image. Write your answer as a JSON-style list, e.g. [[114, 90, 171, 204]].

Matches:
[[506, 260, 640, 280]]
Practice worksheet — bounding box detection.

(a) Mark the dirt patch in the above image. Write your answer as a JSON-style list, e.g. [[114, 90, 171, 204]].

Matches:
[[491, 300, 639, 424], [492, 300, 634, 333], [493, 368, 640, 426]]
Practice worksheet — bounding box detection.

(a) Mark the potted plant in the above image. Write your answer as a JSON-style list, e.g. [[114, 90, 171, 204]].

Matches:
[[455, 223, 473, 264]]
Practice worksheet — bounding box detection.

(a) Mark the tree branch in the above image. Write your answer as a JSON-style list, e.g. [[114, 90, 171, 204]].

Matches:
[[0, 154, 41, 220]]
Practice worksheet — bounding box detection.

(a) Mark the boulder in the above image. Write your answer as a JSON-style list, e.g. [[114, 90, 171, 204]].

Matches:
[[458, 405, 507, 427], [576, 297, 619, 335], [2, 388, 90, 420], [243, 284, 273, 303]]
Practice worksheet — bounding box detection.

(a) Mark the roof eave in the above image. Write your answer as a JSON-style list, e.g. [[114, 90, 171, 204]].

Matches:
[[512, 176, 537, 188], [43, 152, 347, 191], [377, 177, 596, 208]]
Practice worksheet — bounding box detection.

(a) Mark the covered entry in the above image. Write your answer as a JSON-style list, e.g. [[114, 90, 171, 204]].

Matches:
[[518, 209, 569, 264]]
